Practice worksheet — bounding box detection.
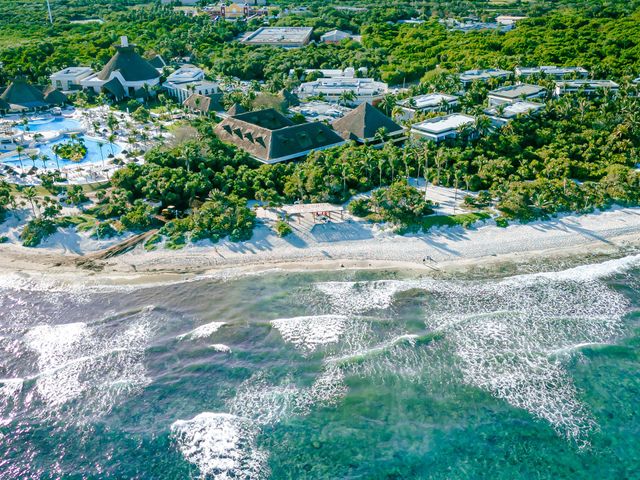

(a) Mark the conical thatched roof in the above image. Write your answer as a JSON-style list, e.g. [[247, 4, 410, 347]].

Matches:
[[0, 77, 47, 109], [279, 89, 300, 107], [331, 102, 404, 143], [102, 77, 126, 99], [148, 55, 166, 69], [183, 93, 224, 114], [226, 103, 247, 116], [97, 45, 160, 82], [43, 86, 68, 105]]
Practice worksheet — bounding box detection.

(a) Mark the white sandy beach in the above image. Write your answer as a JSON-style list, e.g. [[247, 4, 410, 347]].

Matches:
[[1, 206, 640, 284]]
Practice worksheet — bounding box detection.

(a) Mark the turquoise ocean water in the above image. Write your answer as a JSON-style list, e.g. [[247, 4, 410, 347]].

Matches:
[[0, 256, 638, 479]]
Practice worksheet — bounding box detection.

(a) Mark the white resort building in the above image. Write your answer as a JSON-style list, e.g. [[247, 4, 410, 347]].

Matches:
[[554, 80, 619, 96], [459, 69, 511, 87], [163, 66, 219, 103], [78, 36, 161, 100], [410, 114, 476, 142], [396, 93, 459, 119], [487, 84, 546, 106], [296, 76, 388, 105], [484, 101, 544, 127], [320, 30, 353, 43], [515, 66, 589, 79], [50, 67, 95, 92], [242, 27, 313, 47]]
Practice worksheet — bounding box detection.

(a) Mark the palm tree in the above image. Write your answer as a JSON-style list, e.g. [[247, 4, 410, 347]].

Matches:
[[15, 145, 25, 171], [51, 144, 62, 171], [107, 134, 117, 155], [24, 186, 38, 218], [378, 94, 397, 116], [373, 127, 388, 145], [29, 153, 38, 169], [338, 90, 356, 106]]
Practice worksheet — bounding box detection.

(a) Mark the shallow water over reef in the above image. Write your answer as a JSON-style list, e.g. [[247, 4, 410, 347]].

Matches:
[[0, 257, 639, 479]]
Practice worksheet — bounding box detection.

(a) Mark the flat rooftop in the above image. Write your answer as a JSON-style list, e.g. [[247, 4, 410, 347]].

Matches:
[[413, 114, 476, 134], [557, 80, 619, 88], [398, 93, 458, 110], [53, 67, 93, 76], [486, 101, 543, 118], [242, 27, 313, 46], [516, 66, 588, 76], [460, 69, 511, 82], [489, 84, 545, 99]]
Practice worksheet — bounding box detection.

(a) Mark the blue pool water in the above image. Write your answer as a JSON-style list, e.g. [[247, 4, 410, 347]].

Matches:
[[17, 117, 82, 133], [4, 116, 121, 169], [3, 136, 121, 169]]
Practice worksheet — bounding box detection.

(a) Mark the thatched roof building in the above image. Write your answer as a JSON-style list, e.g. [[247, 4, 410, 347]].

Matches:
[[332, 102, 405, 144], [183, 93, 224, 114], [214, 108, 345, 164]]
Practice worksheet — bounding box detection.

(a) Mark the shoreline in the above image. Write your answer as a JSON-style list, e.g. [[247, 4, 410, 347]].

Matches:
[[1, 207, 640, 286]]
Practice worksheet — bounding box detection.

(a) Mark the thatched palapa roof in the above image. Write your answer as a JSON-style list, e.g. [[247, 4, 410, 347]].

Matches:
[[214, 108, 344, 163], [97, 45, 160, 82], [183, 93, 224, 114], [332, 102, 404, 143], [0, 77, 47, 109]]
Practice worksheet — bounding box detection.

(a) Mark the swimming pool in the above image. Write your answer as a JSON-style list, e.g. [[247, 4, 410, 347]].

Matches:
[[2, 135, 122, 169], [17, 117, 82, 133]]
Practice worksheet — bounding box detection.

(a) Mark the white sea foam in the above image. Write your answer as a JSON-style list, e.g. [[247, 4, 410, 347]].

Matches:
[[210, 344, 231, 353], [315, 280, 410, 314], [171, 412, 269, 480], [23, 313, 153, 416], [271, 315, 347, 352], [0, 378, 24, 425], [311, 256, 636, 446], [177, 321, 225, 341], [228, 365, 348, 426]]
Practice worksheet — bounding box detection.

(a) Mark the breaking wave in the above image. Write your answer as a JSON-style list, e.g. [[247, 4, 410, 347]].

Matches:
[[312, 255, 638, 446], [271, 315, 348, 353], [171, 412, 269, 480], [22, 307, 157, 418], [177, 321, 225, 341]]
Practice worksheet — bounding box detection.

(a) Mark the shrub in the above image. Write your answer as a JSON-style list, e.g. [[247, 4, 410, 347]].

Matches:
[[66, 185, 88, 206], [92, 221, 117, 240], [347, 198, 372, 218], [21, 218, 57, 247], [274, 220, 292, 237], [120, 200, 155, 232]]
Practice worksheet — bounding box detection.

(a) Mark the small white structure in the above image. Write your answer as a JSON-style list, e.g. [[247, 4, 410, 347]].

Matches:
[[289, 101, 352, 122], [487, 84, 546, 106], [554, 80, 619, 96], [459, 69, 511, 87], [296, 67, 367, 79], [411, 114, 476, 142], [163, 66, 219, 103], [320, 30, 352, 43], [296, 77, 389, 105], [396, 93, 459, 119], [632, 77, 640, 84], [242, 27, 313, 47], [50, 67, 94, 92], [485, 101, 544, 127], [495, 15, 527, 25], [515, 65, 588, 79]]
